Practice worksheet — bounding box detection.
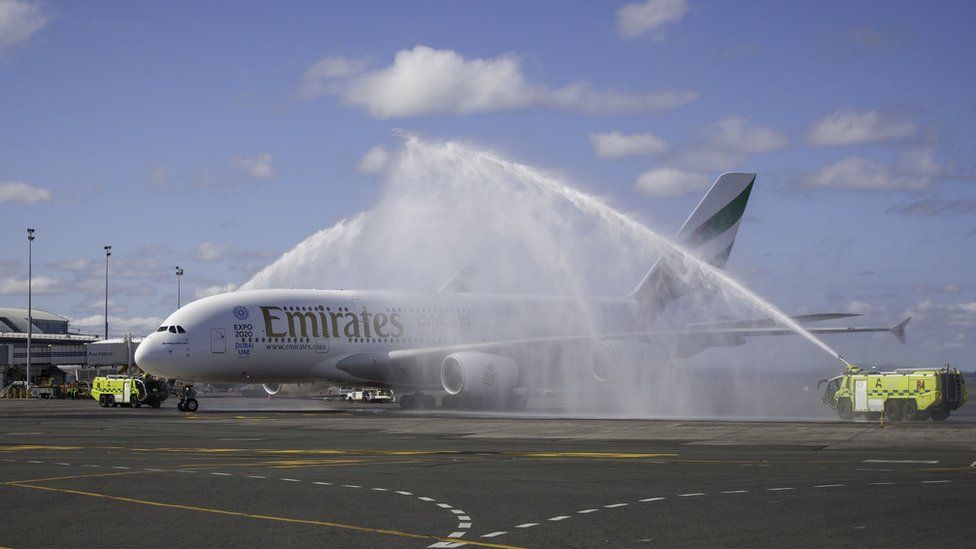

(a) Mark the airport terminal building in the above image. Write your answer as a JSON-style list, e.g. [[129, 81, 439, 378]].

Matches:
[[0, 307, 99, 388]]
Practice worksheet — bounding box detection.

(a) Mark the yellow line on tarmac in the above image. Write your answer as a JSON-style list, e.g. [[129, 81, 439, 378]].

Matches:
[[5, 482, 525, 549], [0, 445, 81, 452], [2, 470, 143, 485], [512, 452, 678, 459]]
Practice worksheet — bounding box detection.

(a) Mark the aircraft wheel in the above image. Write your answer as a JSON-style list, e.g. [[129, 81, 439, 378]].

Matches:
[[184, 398, 198, 412], [901, 400, 917, 420], [399, 394, 414, 410], [883, 399, 903, 421], [836, 399, 854, 420]]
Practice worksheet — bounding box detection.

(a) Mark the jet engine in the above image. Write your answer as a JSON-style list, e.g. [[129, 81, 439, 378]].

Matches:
[[262, 383, 281, 396], [441, 352, 519, 397], [589, 340, 656, 383]]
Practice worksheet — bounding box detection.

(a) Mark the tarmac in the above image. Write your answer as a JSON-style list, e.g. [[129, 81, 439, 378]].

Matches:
[[1, 398, 975, 548]]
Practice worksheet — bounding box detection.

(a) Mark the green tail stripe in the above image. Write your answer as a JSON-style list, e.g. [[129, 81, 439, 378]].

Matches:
[[686, 178, 755, 244]]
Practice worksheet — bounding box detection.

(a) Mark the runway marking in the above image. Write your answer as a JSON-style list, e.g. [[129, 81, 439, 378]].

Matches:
[[82, 465, 99, 468], [863, 459, 938, 464], [211, 472, 232, 476], [419, 497, 435, 501], [313, 481, 330, 485], [248, 475, 267, 479], [482, 532, 508, 538], [639, 497, 665, 502], [144, 468, 163, 472], [3, 482, 521, 549], [604, 503, 628, 508], [437, 503, 453, 509], [814, 484, 844, 488], [396, 491, 413, 495], [766, 488, 794, 491], [26, 460, 42, 464], [515, 523, 538, 528], [1, 470, 142, 485], [577, 509, 598, 514], [514, 452, 678, 459], [448, 531, 466, 537], [282, 478, 300, 482], [970, 461, 976, 468], [678, 493, 705, 497], [921, 480, 951, 484], [458, 522, 472, 529], [112, 466, 130, 470], [0, 445, 80, 452], [55, 462, 71, 466], [868, 482, 894, 486], [371, 487, 388, 491], [458, 515, 471, 521], [342, 484, 362, 488], [548, 516, 570, 521], [721, 490, 747, 494], [451, 510, 465, 515]]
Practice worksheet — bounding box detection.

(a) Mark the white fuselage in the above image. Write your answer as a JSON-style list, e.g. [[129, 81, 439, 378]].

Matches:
[[134, 289, 634, 387]]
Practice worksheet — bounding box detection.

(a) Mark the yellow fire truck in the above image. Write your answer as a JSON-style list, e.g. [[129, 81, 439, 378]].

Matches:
[[91, 375, 169, 408], [820, 365, 967, 421]]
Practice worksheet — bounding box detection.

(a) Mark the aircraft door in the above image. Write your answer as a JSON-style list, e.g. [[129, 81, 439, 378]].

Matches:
[[211, 328, 226, 354]]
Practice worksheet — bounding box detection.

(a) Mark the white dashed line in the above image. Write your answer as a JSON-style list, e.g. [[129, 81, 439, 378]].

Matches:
[[211, 472, 232, 476], [428, 542, 463, 548], [815, 484, 844, 488], [249, 475, 268, 479], [177, 470, 197, 474], [678, 493, 705, 497], [548, 516, 570, 521], [457, 523, 471, 529], [863, 459, 939, 464], [767, 487, 794, 491], [447, 532, 466, 538], [970, 460, 976, 468], [604, 503, 629, 508], [515, 523, 538, 529], [639, 497, 666, 502], [418, 497, 435, 502], [55, 462, 71, 466], [395, 491, 413, 496], [112, 466, 130, 470], [144, 468, 162, 472], [282, 478, 300, 482], [371, 487, 388, 491], [577, 509, 598, 514], [451, 510, 465, 515], [26, 460, 42, 464], [312, 481, 330, 485], [83, 464, 100, 468], [869, 482, 895, 486], [458, 515, 470, 521], [481, 532, 507, 538], [342, 484, 361, 488], [437, 503, 453, 509], [722, 490, 748, 494], [921, 480, 951, 484]]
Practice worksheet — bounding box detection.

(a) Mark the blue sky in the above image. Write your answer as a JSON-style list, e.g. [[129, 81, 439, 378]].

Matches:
[[1, 0, 974, 366]]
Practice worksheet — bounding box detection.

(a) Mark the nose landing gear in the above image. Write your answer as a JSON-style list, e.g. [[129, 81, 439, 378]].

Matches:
[[176, 384, 198, 412]]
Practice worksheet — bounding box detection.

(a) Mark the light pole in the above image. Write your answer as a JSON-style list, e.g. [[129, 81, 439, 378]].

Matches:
[[26, 228, 35, 398], [104, 245, 111, 339], [175, 266, 184, 309]]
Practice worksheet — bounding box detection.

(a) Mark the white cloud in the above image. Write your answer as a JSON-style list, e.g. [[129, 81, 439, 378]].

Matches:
[[231, 153, 275, 179], [298, 45, 697, 117], [617, 0, 688, 40], [702, 116, 789, 155], [192, 242, 231, 262], [804, 148, 944, 191], [635, 167, 710, 197], [194, 283, 237, 299], [807, 110, 917, 147], [0, 275, 59, 294], [590, 131, 668, 159], [0, 181, 52, 203], [0, 0, 49, 55], [71, 314, 164, 337], [358, 146, 391, 174]]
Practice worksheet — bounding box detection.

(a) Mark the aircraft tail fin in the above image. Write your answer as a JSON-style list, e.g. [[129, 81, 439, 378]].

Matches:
[[890, 317, 911, 344], [629, 173, 756, 323]]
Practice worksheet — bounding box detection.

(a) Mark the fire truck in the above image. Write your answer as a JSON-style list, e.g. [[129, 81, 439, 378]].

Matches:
[[820, 365, 967, 421]]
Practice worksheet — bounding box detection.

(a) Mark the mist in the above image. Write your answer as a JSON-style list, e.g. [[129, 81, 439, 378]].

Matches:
[[241, 135, 852, 420]]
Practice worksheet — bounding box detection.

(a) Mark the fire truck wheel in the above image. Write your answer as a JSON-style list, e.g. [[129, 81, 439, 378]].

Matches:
[[883, 399, 903, 420], [184, 398, 199, 412], [930, 405, 949, 421], [901, 399, 917, 420], [836, 399, 854, 420], [99, 395, 108, 407]]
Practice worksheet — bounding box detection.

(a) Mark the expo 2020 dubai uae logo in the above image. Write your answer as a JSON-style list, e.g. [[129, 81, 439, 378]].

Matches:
[[233, 306, 249, 321]]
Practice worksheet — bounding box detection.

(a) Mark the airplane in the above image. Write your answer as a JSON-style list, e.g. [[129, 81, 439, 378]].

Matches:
[[134, 173, 910, 411]]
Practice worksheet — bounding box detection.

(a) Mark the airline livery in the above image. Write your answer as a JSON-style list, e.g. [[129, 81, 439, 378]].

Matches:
[[135, 174, 909, 410]]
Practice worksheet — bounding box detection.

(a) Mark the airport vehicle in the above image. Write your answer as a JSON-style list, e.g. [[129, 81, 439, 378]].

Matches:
[[820, 365, 967, 421], [135, 173, 910, 412], [346, 389, 395, 403], [91, 375, 169, 408]]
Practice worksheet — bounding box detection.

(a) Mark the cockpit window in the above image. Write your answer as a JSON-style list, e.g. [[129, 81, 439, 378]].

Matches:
[[176, 326, 186, 334], [168, 326, 177, 333], [156, 326, 168, 332]]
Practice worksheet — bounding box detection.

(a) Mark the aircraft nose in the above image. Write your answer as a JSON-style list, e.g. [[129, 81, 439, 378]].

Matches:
[[134, 336, 167, 376]]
